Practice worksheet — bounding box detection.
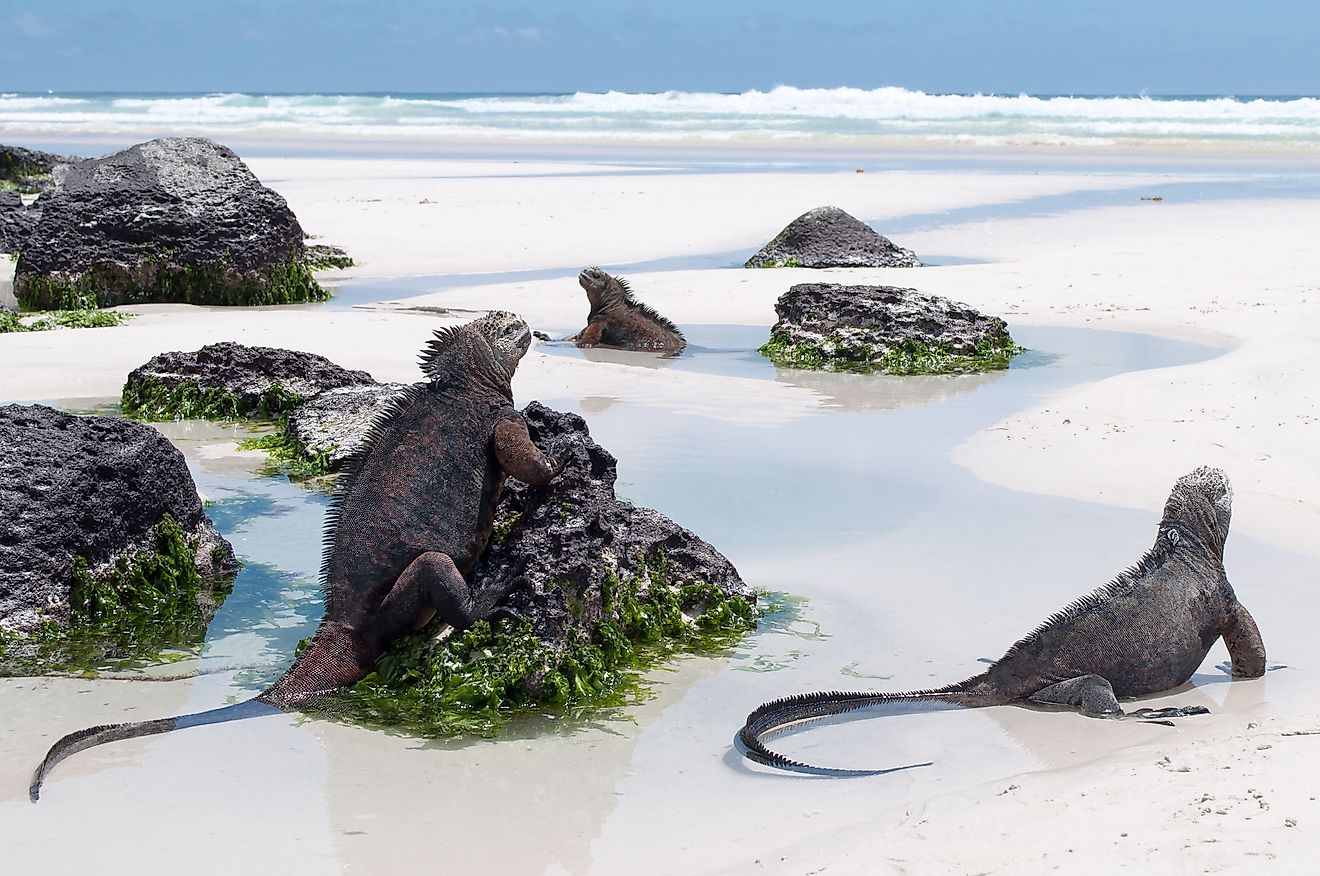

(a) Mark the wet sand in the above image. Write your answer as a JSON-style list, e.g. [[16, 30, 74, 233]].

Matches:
[[1, 150, 1318, 873]]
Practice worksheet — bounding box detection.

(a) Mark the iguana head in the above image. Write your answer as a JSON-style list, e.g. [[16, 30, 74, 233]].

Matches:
[[417, 311, 531, 388], [1159, 466, 1233, 557], [579, 267, 615, 310], [473, 310, 533, 371]]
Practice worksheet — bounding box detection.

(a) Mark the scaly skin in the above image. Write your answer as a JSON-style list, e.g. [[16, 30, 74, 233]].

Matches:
[[572, 267, 686, 353], [739, 467, 1268, 776], [31, 312, 568, 801]]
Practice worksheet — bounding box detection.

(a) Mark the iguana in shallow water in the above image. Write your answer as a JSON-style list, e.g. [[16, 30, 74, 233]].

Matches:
[[30, 312, 568, 800], [571, 267, 686, 353], [739, 466, 1267, 776]]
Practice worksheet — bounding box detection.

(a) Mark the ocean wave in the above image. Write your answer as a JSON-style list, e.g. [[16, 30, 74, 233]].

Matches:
[[3, 87, 1319, 147], [445, 86, 1320, 123]]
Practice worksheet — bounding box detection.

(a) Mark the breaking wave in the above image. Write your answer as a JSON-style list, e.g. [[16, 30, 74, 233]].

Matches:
[[2, 87, 1318, 148]]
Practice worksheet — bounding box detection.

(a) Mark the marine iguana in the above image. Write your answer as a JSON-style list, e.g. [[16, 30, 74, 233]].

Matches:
[[739, 466, 1267, 776], [30, 311, 569, 801], [571, 267, 686, 353]]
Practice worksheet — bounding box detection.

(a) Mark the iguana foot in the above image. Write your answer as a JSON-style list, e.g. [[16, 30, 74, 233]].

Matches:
[[1124, 705, 1210, 724], [472, 574, 530, 622], [1215, 660, 1287, 675]]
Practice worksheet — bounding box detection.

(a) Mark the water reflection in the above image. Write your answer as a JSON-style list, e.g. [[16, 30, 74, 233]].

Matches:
[[541, 323, 1041, 412]]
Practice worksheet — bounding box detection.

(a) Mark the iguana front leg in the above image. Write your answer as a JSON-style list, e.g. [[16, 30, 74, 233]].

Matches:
[[1220, 601, 1267, 678], [572, 322, 604, 348], [494, 417, 564, 486]]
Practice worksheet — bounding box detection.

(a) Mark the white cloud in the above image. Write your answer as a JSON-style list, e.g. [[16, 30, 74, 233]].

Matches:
[[13, 11, 56, 39]]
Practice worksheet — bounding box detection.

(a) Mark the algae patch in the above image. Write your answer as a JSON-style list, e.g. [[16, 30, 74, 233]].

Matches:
[[304, 246, 355, 271], [759, 332, 1025, 375], [0, 515, 236, 674], [0, 308, 132, 333], [238, 423, 336, 482], [120, 377, 341, 484], [316, 550, 759, 738], [17, 256, 331, 310], [754, 256, 804, 269], [121, 377, 305, 422]]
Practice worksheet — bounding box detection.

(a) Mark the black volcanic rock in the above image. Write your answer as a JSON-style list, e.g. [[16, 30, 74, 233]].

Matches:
[[122, 341, 378, 421], [745, 205, 920, 269], [14, 137, 326, 309], [761, 282, 1020, 374], [0, 190, 37, 255], [472, 402, 752, 672], [0, 404, 237, 635]]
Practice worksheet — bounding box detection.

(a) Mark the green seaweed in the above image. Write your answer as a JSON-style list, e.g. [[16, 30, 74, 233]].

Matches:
[[314, 549, 759, 738], [304, 251, 355, 271], [0, 154, 52, 192], [759, 331, 1025, 375], [16, 256, 331, 310], [878, 336, 1025, 375], [490, 510, 522, 545], [238, 424, 336, 481], [0, 514, 235, 675], [758, 333, 829, 370], [0, 308, 131, 333], [0, 174, 50, 194], [121, 377, 304, 422], [754, 256, 805, 268]]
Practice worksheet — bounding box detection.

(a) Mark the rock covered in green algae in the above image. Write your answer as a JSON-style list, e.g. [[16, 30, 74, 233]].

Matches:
[[745, 205, 920, 269], [122, 341, 377, 421], [0, 144, 75, 196], [0, 404, 238, 670], [13, 137, 333, 309], [760, 282, 1023, 375], [325, 402, 757, 736]]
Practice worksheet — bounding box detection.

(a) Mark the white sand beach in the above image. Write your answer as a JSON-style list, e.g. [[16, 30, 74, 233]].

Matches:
[[2, 147, 1319, 874]]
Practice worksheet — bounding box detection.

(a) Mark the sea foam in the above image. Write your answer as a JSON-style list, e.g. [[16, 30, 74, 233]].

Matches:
[[2, 86, 1318, 148]]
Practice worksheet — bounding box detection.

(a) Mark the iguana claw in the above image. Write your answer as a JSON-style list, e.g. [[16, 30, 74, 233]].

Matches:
[[1126, 705, 1210, 722]]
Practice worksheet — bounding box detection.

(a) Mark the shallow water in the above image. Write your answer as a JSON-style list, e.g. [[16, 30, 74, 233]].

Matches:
[[5, 323, 1316, 874], [523, 324, 1319, 873]]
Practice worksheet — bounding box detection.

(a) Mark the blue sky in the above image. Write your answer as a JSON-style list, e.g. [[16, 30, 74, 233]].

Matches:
[[3, 0, 1318, 95]]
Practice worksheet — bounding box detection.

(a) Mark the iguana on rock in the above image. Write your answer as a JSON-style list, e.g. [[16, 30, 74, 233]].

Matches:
[[739, 466, 1267, 776], [30, 312, 568, 801], [571, 267, 686, 353]]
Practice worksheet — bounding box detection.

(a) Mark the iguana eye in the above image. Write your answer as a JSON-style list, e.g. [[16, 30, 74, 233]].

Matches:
[[1166, 528, 1181, 545]]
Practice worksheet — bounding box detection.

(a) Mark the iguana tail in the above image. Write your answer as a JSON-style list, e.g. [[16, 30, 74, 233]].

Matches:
[[29, 697, 279, 802], [30, 624, 372, 802], [737, 674, 1005, 776], [34, 663, 271, 683]]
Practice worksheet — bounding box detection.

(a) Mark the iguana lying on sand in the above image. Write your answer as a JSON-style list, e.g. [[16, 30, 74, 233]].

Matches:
[[31, 312, 568, 801], [739, 466, 1267, 776], [571, 267, 686, 353]]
